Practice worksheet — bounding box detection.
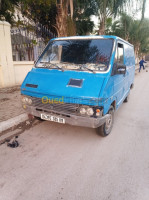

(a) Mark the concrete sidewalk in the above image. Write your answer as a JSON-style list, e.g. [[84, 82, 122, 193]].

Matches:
[[0, 86, 28, 134], [0, 85, 25, 122]]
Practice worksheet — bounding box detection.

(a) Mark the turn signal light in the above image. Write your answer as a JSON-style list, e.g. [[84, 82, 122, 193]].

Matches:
[[96, 109, 100, 116]]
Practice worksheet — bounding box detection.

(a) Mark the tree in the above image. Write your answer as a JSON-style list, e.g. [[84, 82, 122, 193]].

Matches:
[[55, 0, 98, 37], [130, 19, 149, 57], [0, 0, 21, 24], [55, 0, 76, 37], [108, 13, 149, 57], [107, 13, 133, 40], [96, 0, 148, 35], [96, 0, 130, 35], [74, 0, 98, 35], [20, 0, 96, 37], [20, 0, 57, 35]]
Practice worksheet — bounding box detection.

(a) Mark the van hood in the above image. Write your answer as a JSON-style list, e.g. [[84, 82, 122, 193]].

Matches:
[[21, 68, 106, 105]]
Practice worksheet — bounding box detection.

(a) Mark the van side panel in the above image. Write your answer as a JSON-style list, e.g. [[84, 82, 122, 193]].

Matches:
[[109, 40, 126, 110], [124, 43, 135, 90], [102, 40, 135, 115]]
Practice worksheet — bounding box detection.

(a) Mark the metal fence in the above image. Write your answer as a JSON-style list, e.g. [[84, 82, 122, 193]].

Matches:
[[11, 23, 56, 61]]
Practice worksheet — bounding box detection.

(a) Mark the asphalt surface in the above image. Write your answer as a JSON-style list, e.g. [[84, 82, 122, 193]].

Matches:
[[0, 70, 149, 200]]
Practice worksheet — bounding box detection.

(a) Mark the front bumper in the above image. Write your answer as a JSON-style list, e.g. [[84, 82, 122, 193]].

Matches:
[[23, 105, 110, 128]]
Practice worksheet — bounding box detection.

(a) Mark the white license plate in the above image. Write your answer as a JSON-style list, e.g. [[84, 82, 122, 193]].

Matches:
[[41, 113, 65, 124]]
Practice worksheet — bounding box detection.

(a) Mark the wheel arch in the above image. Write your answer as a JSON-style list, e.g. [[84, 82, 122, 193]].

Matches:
[[111, 100, 116, 110]]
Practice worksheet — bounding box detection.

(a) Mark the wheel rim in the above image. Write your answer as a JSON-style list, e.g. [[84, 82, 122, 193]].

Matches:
[[105, 111, 113, 132]]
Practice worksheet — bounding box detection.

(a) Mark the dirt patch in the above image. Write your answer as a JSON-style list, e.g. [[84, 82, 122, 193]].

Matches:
[[0, 85, 20, 94], [0, 98, 10, 102]]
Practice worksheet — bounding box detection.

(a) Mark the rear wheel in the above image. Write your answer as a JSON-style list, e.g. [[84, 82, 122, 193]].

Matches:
[[96, 106, 114, 137], [124, 93, 130, 103], [130, 83, 134, 89]]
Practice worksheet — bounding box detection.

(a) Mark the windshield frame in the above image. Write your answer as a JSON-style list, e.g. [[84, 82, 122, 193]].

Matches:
[[35, 38, 115, 73]]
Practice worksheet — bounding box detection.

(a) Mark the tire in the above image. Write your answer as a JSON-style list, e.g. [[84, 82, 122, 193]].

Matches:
[[34, 116, 44, 121], [124, 93, 130, 103], [130, 83, 134, 89], [96, 106, 114, 137]]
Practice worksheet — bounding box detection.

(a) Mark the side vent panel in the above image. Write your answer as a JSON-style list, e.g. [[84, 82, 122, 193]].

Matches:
[[25, 84, 38, 88], [67, 79, 83, 88]]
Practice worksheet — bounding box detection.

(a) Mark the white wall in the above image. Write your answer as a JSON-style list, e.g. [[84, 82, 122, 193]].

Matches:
[[13, 61, 34, 85], [0, 21, 15, 88], [0, 21, 34, 88]]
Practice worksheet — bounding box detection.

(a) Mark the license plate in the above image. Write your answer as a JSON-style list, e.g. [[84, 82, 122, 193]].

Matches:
[[41, 113, 65, 124]]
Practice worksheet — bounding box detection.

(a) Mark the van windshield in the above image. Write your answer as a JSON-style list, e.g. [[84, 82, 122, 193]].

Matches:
[[36, 39, 113, 72]]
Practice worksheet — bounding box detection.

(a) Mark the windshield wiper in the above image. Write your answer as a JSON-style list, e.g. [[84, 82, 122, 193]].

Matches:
[[41, 62, 64, 72], [80, 65, 96, 74]]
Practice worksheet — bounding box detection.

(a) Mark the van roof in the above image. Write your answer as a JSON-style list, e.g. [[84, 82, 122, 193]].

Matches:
[[53, 35, 133, 47]]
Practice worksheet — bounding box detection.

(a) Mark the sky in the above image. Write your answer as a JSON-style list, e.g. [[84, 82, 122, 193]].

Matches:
[[129, 0, 149, 19]]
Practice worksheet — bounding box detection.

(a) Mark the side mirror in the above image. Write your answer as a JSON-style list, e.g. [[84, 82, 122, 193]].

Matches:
[[115, 63, 126, 75]]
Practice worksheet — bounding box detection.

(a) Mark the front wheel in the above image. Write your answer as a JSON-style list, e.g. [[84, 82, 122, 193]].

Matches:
[[96, 106, 114, 137]]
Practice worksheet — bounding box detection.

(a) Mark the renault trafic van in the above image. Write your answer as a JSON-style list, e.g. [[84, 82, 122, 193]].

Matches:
[[21, 35, 135, 136]]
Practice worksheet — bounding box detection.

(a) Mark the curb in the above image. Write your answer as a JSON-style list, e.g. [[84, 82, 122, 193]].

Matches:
[[0, 118, 40, 145], [0, 113, 28, 133]]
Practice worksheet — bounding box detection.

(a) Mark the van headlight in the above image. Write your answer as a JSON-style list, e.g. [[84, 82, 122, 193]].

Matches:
[[79, 106, 94, 116], [80, 107, 86, 115], [86, 108, 94, 116], [21, 96, 27, 103], [21, 96, 32, 105], [27, 98, 32, 105]]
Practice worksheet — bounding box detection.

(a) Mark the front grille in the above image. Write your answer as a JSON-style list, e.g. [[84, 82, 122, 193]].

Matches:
[[31, 97, 79, 115]]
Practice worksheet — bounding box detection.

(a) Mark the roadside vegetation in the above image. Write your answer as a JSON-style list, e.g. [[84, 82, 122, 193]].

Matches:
[[0, 0, 149, 56]]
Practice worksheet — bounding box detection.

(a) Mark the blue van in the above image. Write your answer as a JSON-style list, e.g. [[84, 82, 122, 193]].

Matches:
[[21, 35, 135, 136]]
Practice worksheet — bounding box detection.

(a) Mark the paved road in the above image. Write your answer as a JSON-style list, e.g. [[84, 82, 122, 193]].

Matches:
[[0, 70, 149, 200]]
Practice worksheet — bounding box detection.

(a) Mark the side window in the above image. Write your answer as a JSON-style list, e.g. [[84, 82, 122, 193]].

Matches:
[[117, 43, 124, 64], [115, 43, 124, 64]]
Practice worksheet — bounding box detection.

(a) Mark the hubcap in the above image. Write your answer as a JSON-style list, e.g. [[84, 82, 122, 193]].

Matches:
[[105, 111, 113, 132]]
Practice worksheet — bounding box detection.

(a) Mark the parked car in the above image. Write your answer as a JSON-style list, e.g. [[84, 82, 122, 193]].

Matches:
[[21, 35, 135, 136]]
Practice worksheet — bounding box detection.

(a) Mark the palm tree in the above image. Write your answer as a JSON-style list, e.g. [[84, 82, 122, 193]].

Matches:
[[108, 13, 149, 58], [96, 0, 130, 35], [54, 0, 147, 37], [130, 19, 149, 57], [74, 0, 98, 35], [97, 0, 147, 35], [55, 0, 97, 36], [55, 0, 75, 37], [108, 13, 133, 40]]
